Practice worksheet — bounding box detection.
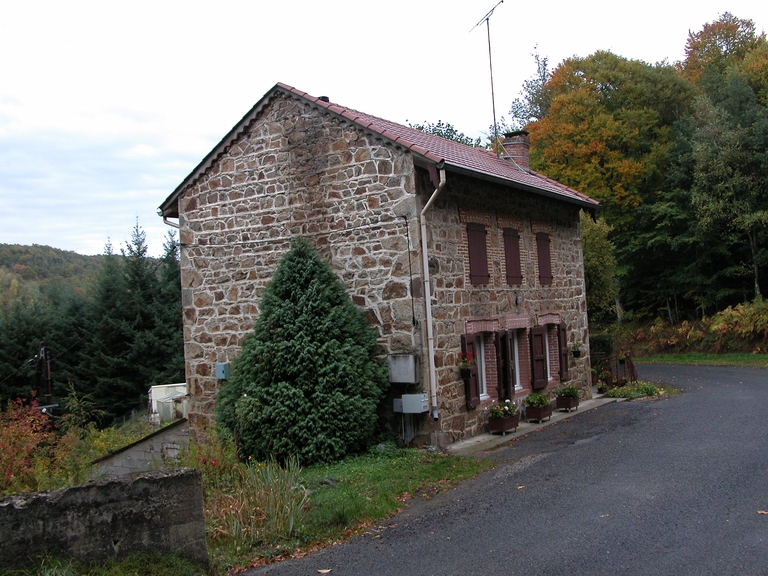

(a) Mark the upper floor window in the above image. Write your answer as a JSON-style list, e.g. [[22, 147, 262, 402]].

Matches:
[[467, 223, 489, 285], [536, 232, 553, 285], [503, 228, 522, 285]]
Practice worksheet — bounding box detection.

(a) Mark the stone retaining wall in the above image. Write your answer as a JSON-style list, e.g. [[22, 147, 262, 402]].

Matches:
[[0, 469, 207, 569]]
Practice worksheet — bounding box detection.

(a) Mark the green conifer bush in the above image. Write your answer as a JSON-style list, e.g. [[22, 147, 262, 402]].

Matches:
[[216, 239, 389, 465]]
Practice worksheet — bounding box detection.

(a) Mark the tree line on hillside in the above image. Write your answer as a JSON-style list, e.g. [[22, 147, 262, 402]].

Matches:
[[0, 224, 184, 425], [510, 13, 768, 323]]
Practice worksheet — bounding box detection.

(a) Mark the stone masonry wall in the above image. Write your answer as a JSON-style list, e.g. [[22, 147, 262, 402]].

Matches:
[[418, 170, 590, 445], [175, 90, 590, 447], [177, 92, 424, 436]]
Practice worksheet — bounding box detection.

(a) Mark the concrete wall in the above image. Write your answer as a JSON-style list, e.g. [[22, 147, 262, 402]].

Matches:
[[0, 469, 207, 569], [91, 419, 189, 479]]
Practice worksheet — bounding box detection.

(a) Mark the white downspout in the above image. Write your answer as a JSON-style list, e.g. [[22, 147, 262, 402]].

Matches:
[[158, 208, 181, 229], [420, 166, 446, 421]]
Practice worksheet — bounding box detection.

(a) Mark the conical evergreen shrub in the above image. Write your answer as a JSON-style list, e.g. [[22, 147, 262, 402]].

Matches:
[[216, 238, 389, 465]]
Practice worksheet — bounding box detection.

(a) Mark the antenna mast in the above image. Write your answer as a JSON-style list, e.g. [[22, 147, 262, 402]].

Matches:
[[471, 0, 504, 154]]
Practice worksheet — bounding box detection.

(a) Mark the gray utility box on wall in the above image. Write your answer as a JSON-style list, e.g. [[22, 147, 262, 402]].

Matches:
[[388, 354, 419, 384], [393, 393, 429, 414]]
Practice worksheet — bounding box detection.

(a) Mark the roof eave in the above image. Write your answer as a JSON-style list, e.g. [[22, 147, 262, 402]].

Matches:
[[159, 83, 286, 218], [442, 163, 602, 212]]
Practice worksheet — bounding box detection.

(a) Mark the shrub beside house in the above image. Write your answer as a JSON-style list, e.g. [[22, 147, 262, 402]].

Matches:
[[159, 82, 599, 448]]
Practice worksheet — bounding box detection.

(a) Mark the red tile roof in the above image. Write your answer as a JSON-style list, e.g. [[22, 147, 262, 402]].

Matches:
[[160, 83, 599, 217]]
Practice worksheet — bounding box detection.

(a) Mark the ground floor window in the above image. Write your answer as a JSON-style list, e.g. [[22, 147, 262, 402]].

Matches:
[[476, 336, 488, 398]]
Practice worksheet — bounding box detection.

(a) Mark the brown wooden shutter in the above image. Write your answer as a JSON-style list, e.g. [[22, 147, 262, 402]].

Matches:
[[530, 325, 547, 389], [467, 223, 489, 286], [495, 330, 508, 401], [461, 333, 481, 409], [496, 329, 516, 400], [503, 228, 522, 285], [536, 232, 552, 285], [558, 322, 569, 381]]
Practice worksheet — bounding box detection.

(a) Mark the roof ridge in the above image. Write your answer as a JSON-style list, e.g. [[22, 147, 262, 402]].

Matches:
[[161, 82, 600, 216]]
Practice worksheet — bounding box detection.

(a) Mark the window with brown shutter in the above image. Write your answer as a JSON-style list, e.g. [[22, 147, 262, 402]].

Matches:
[[536, 232, 552, 285], [467, 223, 489, 286], [495, 329, 517, 400], [530, 325, 548, 389], [461, 333, 481, 409], [503, 228, 522, 285], [558, 322, 569, 381]]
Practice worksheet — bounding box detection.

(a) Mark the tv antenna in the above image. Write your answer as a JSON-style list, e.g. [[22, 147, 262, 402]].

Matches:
[[471, 0, 504, 153]]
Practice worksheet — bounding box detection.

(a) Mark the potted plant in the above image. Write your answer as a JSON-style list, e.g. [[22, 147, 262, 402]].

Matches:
[[459, 352, 476, 380], [488, 400, 519, 435], [524, 392, 552, 423], [596, 369, 612, 394], [555, 385, 580, 412], [572, 342, 582, 358]]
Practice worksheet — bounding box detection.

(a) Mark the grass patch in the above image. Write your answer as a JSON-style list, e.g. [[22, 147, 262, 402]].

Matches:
[[300, 445, 491, 542], [210, 443, 493, 571], [604, 380, 662, 399], [636, 353, 768, 367], [0, 552, 207, 576]]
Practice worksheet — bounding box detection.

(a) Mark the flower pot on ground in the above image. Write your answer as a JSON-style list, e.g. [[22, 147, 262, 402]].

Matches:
[[555, 385, 580, 412], [524, 392, 552, 423], [488, 400, 519, 435]]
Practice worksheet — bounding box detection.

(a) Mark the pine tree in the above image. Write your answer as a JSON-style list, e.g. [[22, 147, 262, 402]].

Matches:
[[217, 238, 389, 465], [152, 232, 184, 385]]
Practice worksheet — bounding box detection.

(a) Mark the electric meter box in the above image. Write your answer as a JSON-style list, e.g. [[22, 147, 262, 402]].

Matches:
[[400, 393, 429, 414], [387, 354, 419, 384]]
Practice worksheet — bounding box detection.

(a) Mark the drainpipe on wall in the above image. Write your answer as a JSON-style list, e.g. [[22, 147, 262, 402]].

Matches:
[[420, 164, 446, 421]]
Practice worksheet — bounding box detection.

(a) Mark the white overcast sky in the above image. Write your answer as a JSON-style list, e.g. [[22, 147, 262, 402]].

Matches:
[[1, 0, 766, 256]]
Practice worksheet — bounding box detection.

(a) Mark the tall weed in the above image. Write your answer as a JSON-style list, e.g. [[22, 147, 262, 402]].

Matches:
[[177, 432, 308, 568]]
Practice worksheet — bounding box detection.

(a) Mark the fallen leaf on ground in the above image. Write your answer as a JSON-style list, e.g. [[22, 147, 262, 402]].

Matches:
[[758, 510, 767, 515], [318, 570, 332, 574], [517, 485, 525, 490]]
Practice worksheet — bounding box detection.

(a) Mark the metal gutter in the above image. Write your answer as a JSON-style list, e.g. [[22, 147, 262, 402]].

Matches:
[[420, 165, 446, 421]]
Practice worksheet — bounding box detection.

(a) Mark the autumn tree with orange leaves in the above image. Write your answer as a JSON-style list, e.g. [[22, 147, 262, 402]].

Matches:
[[516, 13, 768, 319]]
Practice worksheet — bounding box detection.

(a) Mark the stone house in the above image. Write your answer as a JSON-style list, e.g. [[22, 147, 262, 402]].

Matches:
[[159, 82, 600, 448]]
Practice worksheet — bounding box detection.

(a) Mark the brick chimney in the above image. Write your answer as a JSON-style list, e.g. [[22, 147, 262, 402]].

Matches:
[[501, 131, 530, 171]]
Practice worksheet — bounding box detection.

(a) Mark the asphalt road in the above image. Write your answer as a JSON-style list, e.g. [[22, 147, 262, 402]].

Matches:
[[247, 364, 768, 576]]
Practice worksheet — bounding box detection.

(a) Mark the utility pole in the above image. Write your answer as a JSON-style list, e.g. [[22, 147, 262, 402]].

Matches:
[[38, 343, 53, 405]]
